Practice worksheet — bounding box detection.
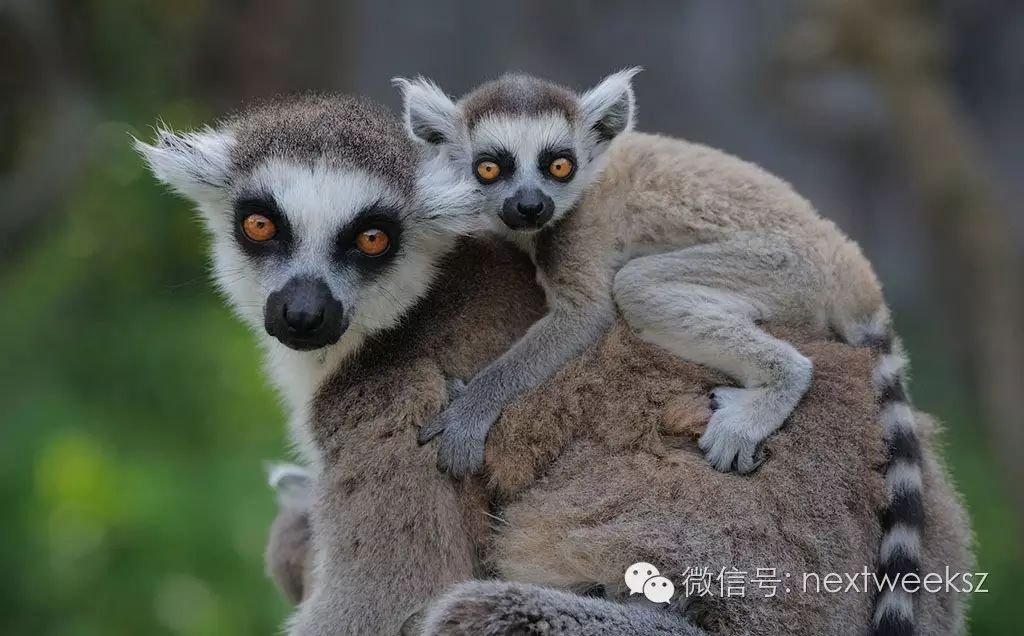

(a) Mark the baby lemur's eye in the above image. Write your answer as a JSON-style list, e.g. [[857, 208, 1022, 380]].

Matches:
[[548, 157, 574, 181], [242, 213, 277, 242], [475, 160, 501, 183], [355, 228, 391, 256]]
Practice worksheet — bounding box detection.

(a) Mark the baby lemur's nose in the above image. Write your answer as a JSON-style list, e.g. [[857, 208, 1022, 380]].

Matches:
[[516, 198, 544, 218], [502, 187, 555, 230], [514, 189, 547, 217]]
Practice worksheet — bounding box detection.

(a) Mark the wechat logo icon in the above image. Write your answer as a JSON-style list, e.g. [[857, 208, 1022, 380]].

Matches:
[[625, 562, 675, 605]]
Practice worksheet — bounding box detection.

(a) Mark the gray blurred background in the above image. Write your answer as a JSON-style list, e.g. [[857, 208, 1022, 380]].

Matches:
[[2, 1, 1021, 634]]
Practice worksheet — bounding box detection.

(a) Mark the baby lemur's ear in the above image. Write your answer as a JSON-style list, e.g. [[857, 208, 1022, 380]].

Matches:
[[580, 67, 641, 147], [134, 124, 235, 202], [393, 76, 462, 147]]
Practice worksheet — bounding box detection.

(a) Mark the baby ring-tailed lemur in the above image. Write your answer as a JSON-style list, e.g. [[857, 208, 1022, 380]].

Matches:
[[399, 70, 923, 635]]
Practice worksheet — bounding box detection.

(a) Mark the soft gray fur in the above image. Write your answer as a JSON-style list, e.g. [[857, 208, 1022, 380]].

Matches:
[[139, 93, 964, 636], [261, 240, 971, 636], [399, 70, 925, 635]]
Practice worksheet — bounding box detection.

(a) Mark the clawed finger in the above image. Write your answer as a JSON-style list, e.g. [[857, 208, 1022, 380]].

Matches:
[[417, 418, 446, 445]]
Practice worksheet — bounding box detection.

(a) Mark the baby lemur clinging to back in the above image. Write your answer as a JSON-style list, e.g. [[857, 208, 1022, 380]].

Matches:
[[400, 69, 924, 635]]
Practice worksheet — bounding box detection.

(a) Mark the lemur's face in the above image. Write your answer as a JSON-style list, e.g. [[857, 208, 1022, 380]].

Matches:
[[396, 69, 639, 234], [138, 96, 470, 355], [202, 160, 427, 352], [459, 112, 595, 232]]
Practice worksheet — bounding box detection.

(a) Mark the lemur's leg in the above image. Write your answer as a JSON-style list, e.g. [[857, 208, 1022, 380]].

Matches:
[[418, 580, 708, 636], [288, 365, 482, 636], [613, 238, 821, 473], [288, 459, 479, 636]]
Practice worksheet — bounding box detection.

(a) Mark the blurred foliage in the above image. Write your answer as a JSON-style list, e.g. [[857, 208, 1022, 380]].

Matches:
[[1, 2, 291, 634], [0, 1, 1019, 635], [0, 115, 293, 633]]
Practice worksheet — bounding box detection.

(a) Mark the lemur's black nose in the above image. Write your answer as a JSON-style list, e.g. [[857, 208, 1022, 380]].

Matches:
[[501, 187, 555, 230], [264, 277, 347, 351], [516, 198, 544, 218], [283, 304, 325, 333]]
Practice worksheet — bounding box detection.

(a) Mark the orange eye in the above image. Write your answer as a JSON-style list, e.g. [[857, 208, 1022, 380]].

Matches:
[[242, 213, 277, 241], [356, 228, 390, 256], [548, 157, 574, 180], [475, 160, 501, 182]]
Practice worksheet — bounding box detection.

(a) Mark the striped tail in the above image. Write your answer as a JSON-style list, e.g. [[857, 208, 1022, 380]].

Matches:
[[849, 317, 924, 636]]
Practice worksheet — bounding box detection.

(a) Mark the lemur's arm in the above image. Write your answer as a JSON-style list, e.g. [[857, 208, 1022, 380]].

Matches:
[[467, 295, 612, 397], [419, 262, 615, 478]]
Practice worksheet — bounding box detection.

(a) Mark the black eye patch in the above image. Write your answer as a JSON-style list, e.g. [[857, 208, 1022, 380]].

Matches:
[[233, 195, 294, 258]]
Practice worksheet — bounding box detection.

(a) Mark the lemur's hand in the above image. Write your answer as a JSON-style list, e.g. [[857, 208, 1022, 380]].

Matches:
[[418, 378, 502, 478], [417, 378, 468, 444]]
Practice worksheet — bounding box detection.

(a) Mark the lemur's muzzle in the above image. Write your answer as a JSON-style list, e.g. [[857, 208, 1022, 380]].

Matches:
[[500, 187, 554, 230], [264, 276, 347, 351]]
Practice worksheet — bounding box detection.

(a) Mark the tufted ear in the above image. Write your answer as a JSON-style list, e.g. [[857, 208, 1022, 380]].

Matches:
[[134, 124, 235, 202], [392, 76, 463, 147], [580, 67, 641, 147]]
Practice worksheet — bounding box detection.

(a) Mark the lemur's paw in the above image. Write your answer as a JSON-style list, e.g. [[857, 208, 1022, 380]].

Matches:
[[436, 425, 487, 478], [446, 377, 468, 401], [416, 379, 471, 446], [417, 411, 448, 445], [699, 387, 775, 474], [424, 396, 498, 478]]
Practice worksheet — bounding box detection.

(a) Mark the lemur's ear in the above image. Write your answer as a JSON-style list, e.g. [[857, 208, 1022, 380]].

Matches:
[[580, 67, 641, 146], [134, 124, 235, 202], [393, 76, 462, 146]]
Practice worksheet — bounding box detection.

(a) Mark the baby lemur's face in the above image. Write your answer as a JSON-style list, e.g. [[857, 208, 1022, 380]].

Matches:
[[396, 69, 639, 234], [460, 109, 592, 232], [138, 95, 469, 354]]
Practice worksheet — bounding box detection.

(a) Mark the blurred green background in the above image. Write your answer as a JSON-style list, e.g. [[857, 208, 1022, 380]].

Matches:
[[2, 1, 1021, 634]]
